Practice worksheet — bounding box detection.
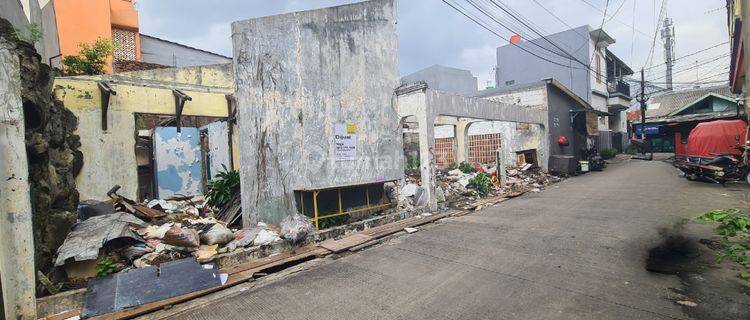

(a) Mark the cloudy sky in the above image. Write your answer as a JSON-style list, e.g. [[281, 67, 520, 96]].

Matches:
[[137, 0, 729, 90]]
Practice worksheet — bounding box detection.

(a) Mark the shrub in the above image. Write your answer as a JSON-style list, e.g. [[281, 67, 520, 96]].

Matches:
[[206, 165, 240, 208], [600, 148, 618, 160], [62, 38, 115, 75], [468, 172, 491, 196], [406, 155, 420, 170], [96, 258, 117, 278], [694, 208, 750, 284], [459, 161, 475, 174]]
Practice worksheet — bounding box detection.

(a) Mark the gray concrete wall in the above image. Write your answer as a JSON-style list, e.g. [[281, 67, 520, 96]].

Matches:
[[401, 65, 478, 96], [0, 0, 28, 30], [40, 1, 60, 67], [141, 34, 232, 67], [496, 26, 591, 103], [546, 86, 579, 158], [232, 0, 403, 226]]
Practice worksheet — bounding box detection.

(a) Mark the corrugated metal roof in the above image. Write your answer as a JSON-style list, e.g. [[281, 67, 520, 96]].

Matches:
[[646, 86, 735, 119]]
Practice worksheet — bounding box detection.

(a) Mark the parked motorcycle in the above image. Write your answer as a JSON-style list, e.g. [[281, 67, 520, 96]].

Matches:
[[675, 145, 750, 185]]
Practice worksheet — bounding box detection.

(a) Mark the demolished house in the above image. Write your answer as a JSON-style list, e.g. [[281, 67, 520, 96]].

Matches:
[[395, 82, 555, 211], [2, 1, 567, 318]]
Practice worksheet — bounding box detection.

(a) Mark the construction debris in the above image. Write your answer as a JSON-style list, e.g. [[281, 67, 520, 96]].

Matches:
[[397, 164, 563, 211]]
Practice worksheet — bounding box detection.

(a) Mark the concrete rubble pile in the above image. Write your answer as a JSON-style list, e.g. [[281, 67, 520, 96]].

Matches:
[[52, 187, 313, 291], [398, 164, 563, 210]]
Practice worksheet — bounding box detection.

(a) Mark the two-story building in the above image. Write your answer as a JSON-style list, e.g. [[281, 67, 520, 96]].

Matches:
[[495, 25, 634, 152]]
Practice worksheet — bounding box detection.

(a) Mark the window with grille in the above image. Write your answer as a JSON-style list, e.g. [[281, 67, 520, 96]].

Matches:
[[112, 28, 137, 61], [467, 133, 501, 165]]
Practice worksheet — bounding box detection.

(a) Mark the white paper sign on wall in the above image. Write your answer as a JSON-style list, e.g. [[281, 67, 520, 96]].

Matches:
[[334, 123, 357, 161]]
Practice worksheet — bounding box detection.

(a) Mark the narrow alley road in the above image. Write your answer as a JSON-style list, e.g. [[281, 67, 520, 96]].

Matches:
[[150, 159, 750, 320]]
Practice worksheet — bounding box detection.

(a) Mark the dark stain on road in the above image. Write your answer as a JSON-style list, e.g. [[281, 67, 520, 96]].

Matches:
[[644, 226, 750, 320]]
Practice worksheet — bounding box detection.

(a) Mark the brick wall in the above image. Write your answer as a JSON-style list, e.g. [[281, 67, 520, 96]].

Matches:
[[468, 133, 501, 165], [434, 137, 455, 167]]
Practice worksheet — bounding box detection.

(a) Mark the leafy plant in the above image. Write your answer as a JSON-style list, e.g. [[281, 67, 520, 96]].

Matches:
[[459, 161, 475, 174], [318, 215, 348, 230], [694, 208, 750, 283], [206, 165, 240, 208], [96, 258, 117, 278], [468, 172, 491, 196], [406, 155, 420, 170], [448, 162, 458, 170], [62, 38, 116, 75], [600, 148, 618, 160], [14, 23, 43, 44]]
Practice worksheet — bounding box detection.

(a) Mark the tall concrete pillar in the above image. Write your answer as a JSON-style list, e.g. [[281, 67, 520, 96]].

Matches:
[[455, 119, 471, 163], [0, 39, 37, 320], [417, 114, 437, 211]]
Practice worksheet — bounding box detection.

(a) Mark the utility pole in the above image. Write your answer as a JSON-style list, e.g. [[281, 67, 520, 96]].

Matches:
[[741, 0, 750, 120], [661, 17, 675, 90], [639, 68, 647, 140]]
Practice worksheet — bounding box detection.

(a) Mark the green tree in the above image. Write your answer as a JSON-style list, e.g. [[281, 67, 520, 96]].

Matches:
[[62, 38, 115, 75]]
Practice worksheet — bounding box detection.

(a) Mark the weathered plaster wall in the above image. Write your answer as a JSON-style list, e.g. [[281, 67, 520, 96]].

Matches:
[[54, 75, 233, 201], [0, 31, 37, 320], [232, 0, 402, 226], [113, 63, 234, 89]]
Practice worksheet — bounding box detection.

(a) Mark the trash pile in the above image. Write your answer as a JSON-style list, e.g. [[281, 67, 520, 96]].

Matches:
[[398, 163, 563, 210], [52, 185, 313, 288]]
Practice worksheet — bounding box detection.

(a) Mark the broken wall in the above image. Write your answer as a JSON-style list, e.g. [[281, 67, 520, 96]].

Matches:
[[53, 66, 235, 201], [232, 0, 403, 226], [0, 18, 81, 282]]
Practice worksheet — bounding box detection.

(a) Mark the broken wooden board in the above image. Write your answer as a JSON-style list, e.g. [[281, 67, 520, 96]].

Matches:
[[132, 204, 167, 219], [319, 233, 374, 253]]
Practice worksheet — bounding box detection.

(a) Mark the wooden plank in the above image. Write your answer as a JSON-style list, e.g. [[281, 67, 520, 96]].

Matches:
[[41, 309, 81, 320], [319, 233, 374, 253]]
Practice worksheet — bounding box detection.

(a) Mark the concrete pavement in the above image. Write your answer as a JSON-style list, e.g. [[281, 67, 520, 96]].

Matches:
[[146, 159, 750, 320]]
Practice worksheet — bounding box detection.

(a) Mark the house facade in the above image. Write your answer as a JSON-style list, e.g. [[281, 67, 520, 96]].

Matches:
[[475, 79, 598, 175], [495, 25, 633, 152], [38, 0, 230, 72], [634, 86, 742, 154]]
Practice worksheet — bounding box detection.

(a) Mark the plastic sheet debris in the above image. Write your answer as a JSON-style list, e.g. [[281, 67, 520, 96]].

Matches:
[[122, 243, 153, 261], [200, 224, 234, 245], [55, 212, 146, 267], [254, 229, 282, 246], [194, 245, 219, 263], [163, 225, 200, 247], [280, 214, 314, 246]]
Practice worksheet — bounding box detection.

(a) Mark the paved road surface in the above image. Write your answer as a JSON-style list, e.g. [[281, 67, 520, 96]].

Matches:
[[150, 159, 750, 320]]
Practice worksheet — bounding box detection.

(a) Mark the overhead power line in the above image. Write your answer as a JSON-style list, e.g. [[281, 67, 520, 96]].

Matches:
[[643, 41, 729, 70], [440, 0, 583, 69]]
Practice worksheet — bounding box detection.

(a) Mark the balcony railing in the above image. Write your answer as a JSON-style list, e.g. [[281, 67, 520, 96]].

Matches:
[[607, 80, 630, 97]]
